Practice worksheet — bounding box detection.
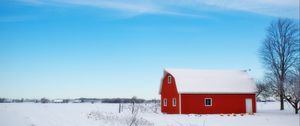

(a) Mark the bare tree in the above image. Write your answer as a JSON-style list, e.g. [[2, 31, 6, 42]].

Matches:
[[256, 81, 267, 97], [40, 98, 50, 103], [0, 98, 6, 103], [285, 64, 300, 114], [256, 81, 272, 101], [260, 18, 299, 110]]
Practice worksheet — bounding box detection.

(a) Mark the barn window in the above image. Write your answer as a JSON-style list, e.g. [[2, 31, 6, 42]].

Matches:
[[205, 98, 212, 106], [172, 98, 176, 107], [163, 98, 167, 106], [168, 75, 172, 84]]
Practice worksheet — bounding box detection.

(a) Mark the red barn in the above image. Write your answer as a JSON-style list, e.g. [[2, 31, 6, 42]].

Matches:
[[159, 69, 256, 114]]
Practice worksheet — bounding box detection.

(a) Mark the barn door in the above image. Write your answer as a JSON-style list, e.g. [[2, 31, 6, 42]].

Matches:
[[245, 98, 252, 113]]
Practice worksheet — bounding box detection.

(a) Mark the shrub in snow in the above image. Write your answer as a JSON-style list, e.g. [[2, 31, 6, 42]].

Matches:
[[87, 111, 119, 123], [126, 112, 153, 126], [122, 103, 161, 114], [87, 111, 154, 126]]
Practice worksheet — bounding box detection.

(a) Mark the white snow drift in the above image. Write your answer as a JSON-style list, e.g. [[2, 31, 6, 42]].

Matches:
[[0, 102, 299, 126]]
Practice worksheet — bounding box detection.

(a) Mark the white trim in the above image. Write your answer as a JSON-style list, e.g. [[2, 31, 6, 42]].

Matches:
[[159, 71, 171, 94], [163, 98, 167, 107], [172, 98, 176, 107], [168, 75, 172, 84], [179, 94, 182, 114], [204, 98, 212, 106]]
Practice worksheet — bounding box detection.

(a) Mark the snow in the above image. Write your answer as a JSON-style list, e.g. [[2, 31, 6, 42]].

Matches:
[[0, 102, 299, 126], [162, 69, 256, 94], [52, 99, 64, 103]]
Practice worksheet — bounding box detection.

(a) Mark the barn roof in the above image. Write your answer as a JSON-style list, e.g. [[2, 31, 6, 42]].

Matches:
[[160, 69, 256, 94]]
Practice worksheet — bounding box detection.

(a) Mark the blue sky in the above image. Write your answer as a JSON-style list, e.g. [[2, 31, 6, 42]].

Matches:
[[0, 0, 299, 99]]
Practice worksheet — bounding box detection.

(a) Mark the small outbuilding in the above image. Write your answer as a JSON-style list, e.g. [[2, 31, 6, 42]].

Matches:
[[159, 69, 256, 114]]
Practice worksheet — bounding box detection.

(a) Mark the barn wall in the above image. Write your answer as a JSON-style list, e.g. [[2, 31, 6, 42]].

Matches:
[[181, 94, 256, 114], [160, 73, 179, 114]]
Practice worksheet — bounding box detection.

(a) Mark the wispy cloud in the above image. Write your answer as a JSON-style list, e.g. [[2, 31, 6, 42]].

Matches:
[[198, 0, 299, 18], [18, 0, 299, 19]]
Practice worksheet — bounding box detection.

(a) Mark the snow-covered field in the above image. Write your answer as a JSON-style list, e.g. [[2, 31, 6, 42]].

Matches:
[[0, 102, 298, 126]]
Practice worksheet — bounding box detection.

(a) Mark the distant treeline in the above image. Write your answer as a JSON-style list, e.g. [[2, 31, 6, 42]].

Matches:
[[101, 98, 145, 103], [0, 97, 160, 104]]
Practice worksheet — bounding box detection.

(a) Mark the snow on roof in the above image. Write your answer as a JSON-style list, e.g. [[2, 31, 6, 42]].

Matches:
[[160, 68, 256, 94]]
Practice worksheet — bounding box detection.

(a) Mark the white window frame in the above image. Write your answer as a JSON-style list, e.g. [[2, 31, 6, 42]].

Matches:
[[172, 98, 176, 107], [168, 75, 172, 84], [163, 98, 167, 107], [204, 98, 212, 106]]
